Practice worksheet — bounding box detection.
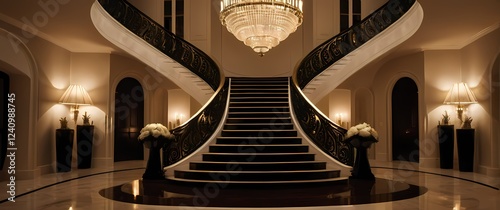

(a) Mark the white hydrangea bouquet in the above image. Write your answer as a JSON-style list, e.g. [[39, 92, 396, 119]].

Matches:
[[345, 122, 379, 147], [138, 123, 171, 148]]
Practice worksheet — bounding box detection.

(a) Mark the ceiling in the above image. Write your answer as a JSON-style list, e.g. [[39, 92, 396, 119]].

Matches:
[[1, 0, 500, 61]]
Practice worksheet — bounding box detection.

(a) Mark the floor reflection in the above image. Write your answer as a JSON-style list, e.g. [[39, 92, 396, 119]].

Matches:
[[99, 178, 427, 207]]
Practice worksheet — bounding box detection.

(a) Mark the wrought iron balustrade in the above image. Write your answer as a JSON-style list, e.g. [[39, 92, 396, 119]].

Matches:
[[290, 78, 354, 166], [97, 0, 221, 90], [295, 0, 416, 89], [163, 79, 229, 166]]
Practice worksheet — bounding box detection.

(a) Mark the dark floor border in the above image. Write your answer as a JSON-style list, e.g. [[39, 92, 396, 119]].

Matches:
[[0, 167, 144, 204], [2, 166, 497, 205], [372, 166, 499, 190]]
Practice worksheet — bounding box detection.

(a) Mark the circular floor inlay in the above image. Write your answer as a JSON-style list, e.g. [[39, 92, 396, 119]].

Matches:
[[99, 178, 427, 207]]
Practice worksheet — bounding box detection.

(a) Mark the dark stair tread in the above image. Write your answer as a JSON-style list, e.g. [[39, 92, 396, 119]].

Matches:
[[176, 169, 339, 174], [174, 169, 341, 181], [216, 136, 302, 144], [189, 161, 327, 171], [209, 144, 309, 153], [166, 177, 348, 186]]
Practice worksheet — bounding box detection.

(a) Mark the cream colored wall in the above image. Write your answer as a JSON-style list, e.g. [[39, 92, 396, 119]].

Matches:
[[128, 0, 164, 25], [68, 53, 110, 168], [460, 28, 500, 176]]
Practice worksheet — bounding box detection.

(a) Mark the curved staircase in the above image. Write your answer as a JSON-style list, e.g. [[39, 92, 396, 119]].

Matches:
[[168, 77, 346, 185]]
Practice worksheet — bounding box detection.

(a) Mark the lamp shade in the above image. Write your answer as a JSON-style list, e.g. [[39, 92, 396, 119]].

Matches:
[[443, 82, 477, 105], [59, 84, 93, 106]]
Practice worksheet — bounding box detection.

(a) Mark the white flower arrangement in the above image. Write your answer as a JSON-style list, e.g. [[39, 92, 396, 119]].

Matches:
[[345, 122, 379, 141], [138, 123, 170, 141]]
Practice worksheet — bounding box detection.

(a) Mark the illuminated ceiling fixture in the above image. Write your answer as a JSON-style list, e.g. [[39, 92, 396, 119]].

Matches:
[[220, 0, 304, 57]]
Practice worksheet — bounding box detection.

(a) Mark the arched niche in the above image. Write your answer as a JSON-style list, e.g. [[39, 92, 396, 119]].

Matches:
[[0, 28, 38, 180]]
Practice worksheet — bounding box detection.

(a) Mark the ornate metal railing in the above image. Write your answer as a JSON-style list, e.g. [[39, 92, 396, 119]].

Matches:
[[97, 0, 221, 90], [290, 0, 417, 166], [163, 78, 229, 166], [295, 0, 416, 88], [290, 78, 354, 166]]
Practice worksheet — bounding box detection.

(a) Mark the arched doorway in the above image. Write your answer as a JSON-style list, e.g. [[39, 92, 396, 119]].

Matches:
[[0, 71, 9, 169], [114, 78, 144, 162], [492, 55, 500, 167], [392, 77, 419, 163]]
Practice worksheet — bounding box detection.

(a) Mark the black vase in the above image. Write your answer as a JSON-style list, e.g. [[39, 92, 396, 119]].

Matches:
[[142, 136, 166, 180], [76, 125, 94, 169], [437, 125, 454, 169], [346, 136, 377, 180], [55, 129, 74, 172]]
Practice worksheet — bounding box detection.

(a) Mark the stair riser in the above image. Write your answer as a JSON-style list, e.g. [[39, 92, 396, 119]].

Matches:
[[190, 162, 327, 171], [224, 124, 294, 130], [225, 118, 292, 124], [209, 145, 309, 153], [229, 102, 289, 107], [230, 98, 288, 103], [227, 113, 290, 118], [231, 89, 288, 93], [229, 107, 290, 113], [203, 154, 315, 162], [216, 137, 302, 145], [175, 171, 340, 181], [221, 130, 297, 137]]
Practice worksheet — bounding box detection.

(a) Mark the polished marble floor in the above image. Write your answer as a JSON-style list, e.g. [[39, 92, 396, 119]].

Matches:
[[1, 160, 499, 210]]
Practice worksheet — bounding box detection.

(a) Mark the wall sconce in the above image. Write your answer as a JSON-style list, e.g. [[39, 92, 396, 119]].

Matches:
[[443, 82, 477, 122], [59, 84, 93, 124]]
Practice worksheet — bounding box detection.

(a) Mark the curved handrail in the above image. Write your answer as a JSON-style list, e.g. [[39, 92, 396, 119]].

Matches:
[[290, 77, 355, 166], [97, 0, 221, 90], [290, 0, 418, 166], [163, 78, 230, 166], [294, 0, 416, 89]]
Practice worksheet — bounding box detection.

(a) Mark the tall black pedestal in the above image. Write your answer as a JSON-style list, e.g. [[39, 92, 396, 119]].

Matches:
[[76, 125, 94, 169], [456, 129, 475, 172], [437, 125, 454, 169], [56, 129, 74, 172]]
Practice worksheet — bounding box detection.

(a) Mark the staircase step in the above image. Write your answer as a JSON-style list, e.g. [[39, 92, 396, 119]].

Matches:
[[202, 153, 315, 162], [224, 123, 294, 130], [166, 177, 348, 186], [209, 145, 309, 153], [230, 97, 288, 102], [231, 89, 288, 93], [229, 102, 289, 107], [189, 161, 327, 171], [225, 118, 292, 124], [221, 130, 297, 137], [216, 137, 302, 145], [231, 93, 288, 98], [227, 112, 290, 118], [229, 107, 290, 113], [174, 169, 340, 181], [231, 85, 289, 90]]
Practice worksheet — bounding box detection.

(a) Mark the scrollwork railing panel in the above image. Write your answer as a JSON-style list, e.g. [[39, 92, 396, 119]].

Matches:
[[97, 0, 220, 90], [163, 79, 229, 166], [295, 0, 416, 88], [290, 78, 354, 166]]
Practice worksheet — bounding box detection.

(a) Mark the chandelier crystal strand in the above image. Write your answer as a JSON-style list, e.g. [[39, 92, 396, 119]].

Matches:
[[220, 0, 303, 56]]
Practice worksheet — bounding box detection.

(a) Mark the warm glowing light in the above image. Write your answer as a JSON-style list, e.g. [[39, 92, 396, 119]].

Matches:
[[59, 84, 93, 124], [220, 0, 303, 56], [132, 180, 140, 200], [443, 82, 477, 121]]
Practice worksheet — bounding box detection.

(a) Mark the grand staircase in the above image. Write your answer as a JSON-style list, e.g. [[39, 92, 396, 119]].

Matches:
[[169, 77, 346, 185]]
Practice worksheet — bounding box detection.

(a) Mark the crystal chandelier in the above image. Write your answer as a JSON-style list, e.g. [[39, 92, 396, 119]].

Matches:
[[220, 0, 304, 56]]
